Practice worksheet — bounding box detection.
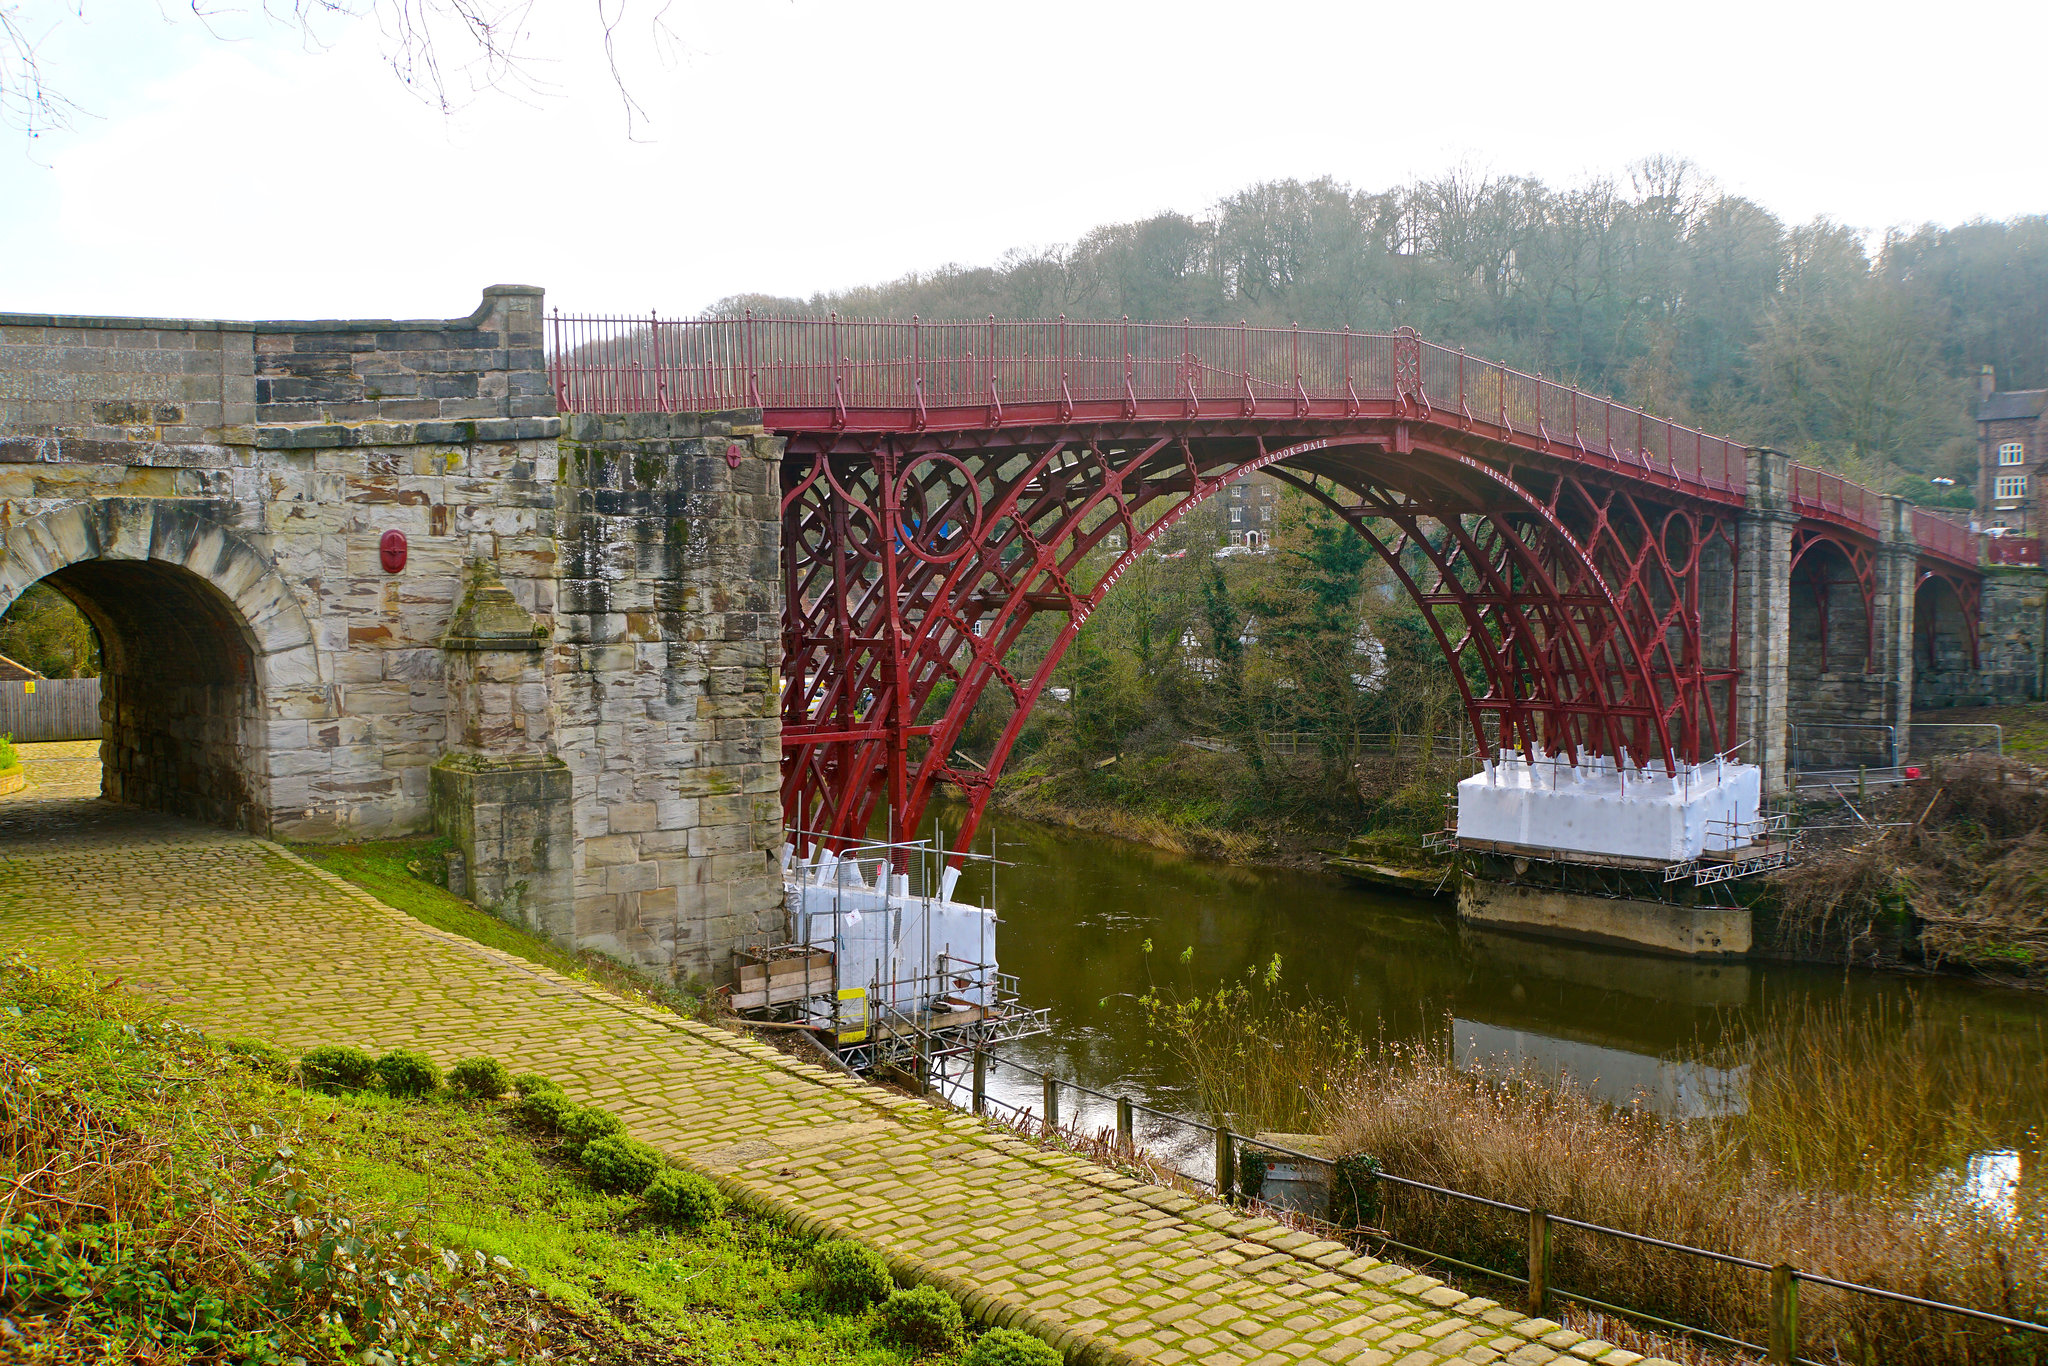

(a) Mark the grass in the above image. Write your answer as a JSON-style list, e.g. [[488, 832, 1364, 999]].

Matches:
[[290, 837, 717, 1019], [1144, 967, 2048, 1366], [0, 958, 1003, 1363], [1919, 703, 2048, 758], [994, 745, 1351, 866]]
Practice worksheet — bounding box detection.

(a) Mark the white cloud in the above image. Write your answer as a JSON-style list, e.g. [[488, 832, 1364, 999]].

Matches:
[[2, 0, 2043, 322]]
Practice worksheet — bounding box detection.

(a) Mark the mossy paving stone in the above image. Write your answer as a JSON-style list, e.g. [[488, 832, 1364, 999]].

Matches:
[[0, 797, 1677, 1366]]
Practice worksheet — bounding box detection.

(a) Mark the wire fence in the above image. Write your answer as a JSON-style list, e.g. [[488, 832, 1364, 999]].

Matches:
[[899, 1049, 2048, 1366]]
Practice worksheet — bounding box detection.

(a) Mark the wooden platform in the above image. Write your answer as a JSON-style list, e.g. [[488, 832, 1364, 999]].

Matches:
[[730, 952, 834, 1011]]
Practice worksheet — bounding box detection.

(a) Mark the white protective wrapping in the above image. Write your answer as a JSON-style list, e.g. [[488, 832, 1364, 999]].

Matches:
[[1456, 751, 1762, 863], [785, 852, 998, 1014]]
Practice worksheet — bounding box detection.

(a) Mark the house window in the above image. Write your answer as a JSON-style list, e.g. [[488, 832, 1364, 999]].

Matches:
[[1229, 530, 1246, 546], [1996, 474, 2028, 501], [1230, 485, 1244, 501], [1105, 531, 1123, 550], [1229, 507, 1242, 523], [2000, 441, 2026, 467], [1260, 506, 1273, 523]]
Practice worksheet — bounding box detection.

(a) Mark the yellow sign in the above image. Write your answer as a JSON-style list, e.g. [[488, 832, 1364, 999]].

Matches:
[[836, 987, 868, 1044], [21, 681, 32, 694]]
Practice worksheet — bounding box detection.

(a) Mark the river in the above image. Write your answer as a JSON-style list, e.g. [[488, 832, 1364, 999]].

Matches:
[[917, 807, 2048, 1175]]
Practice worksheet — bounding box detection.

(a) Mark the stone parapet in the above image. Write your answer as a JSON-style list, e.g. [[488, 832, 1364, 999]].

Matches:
[[0, 284, 550, 447]]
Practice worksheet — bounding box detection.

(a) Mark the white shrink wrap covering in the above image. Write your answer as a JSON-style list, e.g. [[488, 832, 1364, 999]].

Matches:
[[1456, 752, 1762, 863], [784, 867, 998, 1011]]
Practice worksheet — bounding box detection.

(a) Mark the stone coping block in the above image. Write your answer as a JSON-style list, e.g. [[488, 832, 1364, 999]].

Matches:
[[0, 284, 543, 335]]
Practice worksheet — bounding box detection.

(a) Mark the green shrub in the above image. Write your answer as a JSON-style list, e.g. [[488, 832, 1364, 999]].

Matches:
[[580, 1136, 664, 1193], [812, 1238, 893, 1311], [511, 1071, 562, 1098], [879, 1284, 964, 1351], [0, 734, 16, 769], [520, 1089, 578, 1130], [967, 1327, 1064, 1366], [297, 1044, 378, 1093], [644, 1170, 726, 1226], [222, 1036, 292, 1079], [447, 1055, 512, 1100], [559, 1104, 626, 1147], [1328, 1152, 1383, 1229], [374, 1048, 441, 1098]]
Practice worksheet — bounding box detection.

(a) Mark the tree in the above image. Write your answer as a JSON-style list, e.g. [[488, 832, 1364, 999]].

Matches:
[[0, 583, 97, 677]]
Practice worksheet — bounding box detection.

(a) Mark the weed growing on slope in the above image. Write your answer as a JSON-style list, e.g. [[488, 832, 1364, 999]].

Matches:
[[0, 957, 1029, 1365]]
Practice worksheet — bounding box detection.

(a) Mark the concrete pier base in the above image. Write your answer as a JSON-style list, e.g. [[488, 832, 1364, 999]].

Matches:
[[1457, 878, 1751, 958]]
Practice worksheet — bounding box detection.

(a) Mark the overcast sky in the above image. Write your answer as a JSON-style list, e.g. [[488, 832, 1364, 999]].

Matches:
[[3, 0, 2045, 323]]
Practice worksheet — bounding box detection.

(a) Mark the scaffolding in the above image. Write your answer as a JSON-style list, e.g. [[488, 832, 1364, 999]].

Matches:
[[733, 830, 1049, 1075]]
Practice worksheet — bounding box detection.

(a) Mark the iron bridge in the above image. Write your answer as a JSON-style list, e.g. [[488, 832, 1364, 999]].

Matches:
[[550, 313, 1985, 872]]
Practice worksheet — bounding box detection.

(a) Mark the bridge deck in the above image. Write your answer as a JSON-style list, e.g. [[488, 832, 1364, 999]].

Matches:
[[0, 768, 1669, 1366]]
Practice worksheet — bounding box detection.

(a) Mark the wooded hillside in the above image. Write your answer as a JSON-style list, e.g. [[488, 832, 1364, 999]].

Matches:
[[722, 159, 2044, 497]]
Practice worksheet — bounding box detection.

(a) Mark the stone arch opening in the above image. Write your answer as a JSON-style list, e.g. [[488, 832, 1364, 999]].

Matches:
[[1, 501, 320, 834], [1788, 535, 1874, 677], [24, 558, 266, 828], [1915, 570, 1981, 679]]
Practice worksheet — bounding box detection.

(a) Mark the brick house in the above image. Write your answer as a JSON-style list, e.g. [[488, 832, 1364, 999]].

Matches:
[[1224, 473, 1281, 548], [1977, 365, 2047, 535]]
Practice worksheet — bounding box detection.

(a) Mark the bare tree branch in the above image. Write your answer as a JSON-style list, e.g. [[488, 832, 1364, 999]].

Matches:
[[1, 0, 672, 147]]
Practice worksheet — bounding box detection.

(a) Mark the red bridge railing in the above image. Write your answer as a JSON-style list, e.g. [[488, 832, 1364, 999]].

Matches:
[[1911, 508, 1982, 569], [1989, 535, 2042, 567], [549, 312, 1747, 496], [1791, 463, 1883, 536], [550, 311, 1996, 570]]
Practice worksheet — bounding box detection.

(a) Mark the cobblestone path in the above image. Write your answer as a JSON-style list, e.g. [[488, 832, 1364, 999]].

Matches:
[[0, 795, 1667, 1366]]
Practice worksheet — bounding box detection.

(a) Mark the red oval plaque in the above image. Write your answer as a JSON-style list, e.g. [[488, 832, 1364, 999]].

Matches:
[[379, 529, 408, 573]]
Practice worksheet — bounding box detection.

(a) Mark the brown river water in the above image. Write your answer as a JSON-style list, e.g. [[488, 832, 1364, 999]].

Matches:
[[917, 807, 2047, 1184]]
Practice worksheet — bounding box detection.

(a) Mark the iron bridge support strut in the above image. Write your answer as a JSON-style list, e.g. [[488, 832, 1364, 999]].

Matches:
[[779, 427, 1741, 870]]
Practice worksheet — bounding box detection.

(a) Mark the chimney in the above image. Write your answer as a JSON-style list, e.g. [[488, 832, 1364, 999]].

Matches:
[[1979, 364, 1997, 400]]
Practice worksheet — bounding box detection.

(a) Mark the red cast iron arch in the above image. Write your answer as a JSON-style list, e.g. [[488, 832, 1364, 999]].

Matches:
[[1789, 527, 1877, 672], [779, 429, 1738, 860], [1915, 566, 1982, 671]]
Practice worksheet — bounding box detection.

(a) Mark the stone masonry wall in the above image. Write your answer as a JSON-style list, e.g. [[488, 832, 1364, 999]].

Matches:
[[1, 289, 788, 984], [554, 412, 785, 983], [1915, 571, 2048, 709]]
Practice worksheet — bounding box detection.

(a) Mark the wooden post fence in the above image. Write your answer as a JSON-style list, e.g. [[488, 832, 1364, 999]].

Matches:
[[1769, 1263, 1799, 1365], [1527, 1208, 1552, 1317]]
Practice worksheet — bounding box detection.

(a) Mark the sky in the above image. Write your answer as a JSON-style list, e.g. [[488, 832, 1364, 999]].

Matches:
[[2, 0, 2045, 323]]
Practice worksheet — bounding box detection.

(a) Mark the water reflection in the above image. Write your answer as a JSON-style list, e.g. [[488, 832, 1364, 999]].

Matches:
[[917, 805, 2048, 1153], [1452, 1019, 1745, 1119]]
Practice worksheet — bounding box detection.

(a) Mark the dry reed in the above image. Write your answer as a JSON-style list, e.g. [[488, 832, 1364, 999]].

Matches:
[[1145, 967, 2047, 1365], [1769, 755, 2048, 980]]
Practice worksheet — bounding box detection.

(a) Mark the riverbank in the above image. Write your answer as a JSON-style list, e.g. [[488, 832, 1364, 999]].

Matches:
[[990, 743, 1432, 870], [1758, 751, 2048, 988]]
